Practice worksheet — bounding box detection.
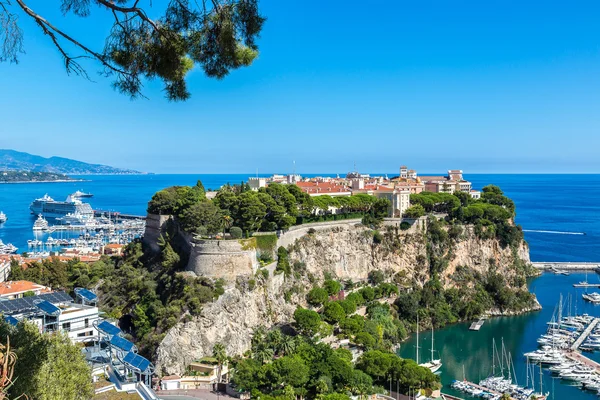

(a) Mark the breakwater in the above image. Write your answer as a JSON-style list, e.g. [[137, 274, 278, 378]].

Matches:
[[532, 262, 600, 271]]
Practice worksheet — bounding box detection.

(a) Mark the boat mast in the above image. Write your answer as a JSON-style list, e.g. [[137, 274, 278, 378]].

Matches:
[[526, 357, 529, 388], [431, 326, 434, 362], [500, 338, 505, 378], [415, 314, 419, 365], [492, 338, 496, 377], [539, 364, 543, 395]]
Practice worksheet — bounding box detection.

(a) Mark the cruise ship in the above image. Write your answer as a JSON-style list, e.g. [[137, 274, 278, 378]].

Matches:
[[29, 194, 94, 219]]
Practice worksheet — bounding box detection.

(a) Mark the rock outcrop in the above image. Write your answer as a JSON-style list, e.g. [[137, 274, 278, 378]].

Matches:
[[155, 220, 531, 375], [156, 272, 295, 376]]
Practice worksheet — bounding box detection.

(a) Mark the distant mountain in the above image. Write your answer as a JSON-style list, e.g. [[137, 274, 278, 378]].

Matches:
[[0, 149, 142, 175]]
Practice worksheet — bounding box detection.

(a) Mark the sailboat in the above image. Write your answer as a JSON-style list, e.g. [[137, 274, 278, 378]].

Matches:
[[419, 326, 442, 374], [574, 270, 591, 287]]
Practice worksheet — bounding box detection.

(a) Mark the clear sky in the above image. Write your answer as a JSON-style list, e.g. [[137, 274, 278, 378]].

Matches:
[[2, 1, 600, 174]]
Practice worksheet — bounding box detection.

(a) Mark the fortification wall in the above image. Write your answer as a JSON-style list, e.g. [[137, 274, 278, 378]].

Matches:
[[186, 238, 258, 280], [143, 213, 173, 253]]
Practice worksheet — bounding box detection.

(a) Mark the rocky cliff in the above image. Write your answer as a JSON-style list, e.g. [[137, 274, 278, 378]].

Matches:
[[155, 220, 531, 375], [156, 270, 296, 375], [287, 223, 529, 287]]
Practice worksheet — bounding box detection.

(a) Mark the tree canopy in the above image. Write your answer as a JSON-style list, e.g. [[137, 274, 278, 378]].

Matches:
[[0, 321, 93, 400], [0, 0, 265, 100]]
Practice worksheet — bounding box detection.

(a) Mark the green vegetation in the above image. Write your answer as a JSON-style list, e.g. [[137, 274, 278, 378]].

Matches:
[[148, 180, 390, 237], [231, 325, 439, 399], [9, 239, 225, 358], [0, 170, 74, 183], [0, 321, 93, 400], [1, 1, 265, 101], [409, 185, 523, 248]]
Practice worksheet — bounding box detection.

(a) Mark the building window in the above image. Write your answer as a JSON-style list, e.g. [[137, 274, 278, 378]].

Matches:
[[84, 318, 89, 328], [62, 322, 71, 331], [77, 331, 93, 337]]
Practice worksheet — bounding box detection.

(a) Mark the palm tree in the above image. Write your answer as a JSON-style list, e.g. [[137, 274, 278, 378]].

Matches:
[[222, 215, 233, 235], [267, 329, 283, 354], [212, 343, 227, 383], [279, 334, 296, 356], [253, 344, 274, 365]]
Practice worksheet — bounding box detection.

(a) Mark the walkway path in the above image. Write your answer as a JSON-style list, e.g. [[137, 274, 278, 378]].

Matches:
[[571, 318, 600, 351]]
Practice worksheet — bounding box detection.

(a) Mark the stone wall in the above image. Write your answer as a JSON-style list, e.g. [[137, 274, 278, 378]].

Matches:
[[186, 238, 259, 280], [143, 213, 173, 253]]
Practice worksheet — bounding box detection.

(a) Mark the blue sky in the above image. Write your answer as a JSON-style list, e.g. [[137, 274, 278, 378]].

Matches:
[[2, 1, 600, 174]]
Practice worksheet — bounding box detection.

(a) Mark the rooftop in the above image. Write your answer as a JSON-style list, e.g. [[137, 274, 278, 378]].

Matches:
[[0, 281, 50, 296]]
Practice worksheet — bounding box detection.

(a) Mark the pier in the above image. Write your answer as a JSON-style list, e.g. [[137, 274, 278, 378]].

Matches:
[[469, 318, 485, 331], [565, 351, 600, 372], [571, 317, 600, 351], [532, 262, 600, 271], [454, 381, 515, 400]]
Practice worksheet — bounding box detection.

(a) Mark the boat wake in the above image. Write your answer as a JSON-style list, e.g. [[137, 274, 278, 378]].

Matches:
[[523, 229, 586, 235]]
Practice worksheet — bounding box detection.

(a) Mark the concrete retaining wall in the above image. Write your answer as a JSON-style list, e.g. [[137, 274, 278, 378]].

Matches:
[[186, 238, 259, 279]]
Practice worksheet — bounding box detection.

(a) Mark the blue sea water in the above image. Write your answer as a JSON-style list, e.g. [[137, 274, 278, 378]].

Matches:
[[1, 173, 598, 261], [0, 173, 599, 399]]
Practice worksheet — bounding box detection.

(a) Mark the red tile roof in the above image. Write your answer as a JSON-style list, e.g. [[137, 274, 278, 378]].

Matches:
[[0, 281, 50, 296]]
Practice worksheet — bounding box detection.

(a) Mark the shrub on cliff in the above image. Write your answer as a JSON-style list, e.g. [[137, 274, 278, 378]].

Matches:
[[293, 307, 321, 336], [323, 302, 346, 324], [307, 287, 328, 306], [229, 226, 243, 239]]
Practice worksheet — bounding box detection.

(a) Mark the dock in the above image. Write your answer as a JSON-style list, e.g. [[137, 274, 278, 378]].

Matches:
[[469, 318, 485, 331], [532, 262, 600, 271], [456, 381, 515, 400], [93, 210, 146, 220], [571, 317, 600, 350], [565, 351, 600, 371]]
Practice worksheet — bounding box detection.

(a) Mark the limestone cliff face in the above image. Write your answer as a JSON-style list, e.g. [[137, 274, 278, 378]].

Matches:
[[156, 272, 296, 376], [288, 224, 529, 287], [155, 221, 530, 375]]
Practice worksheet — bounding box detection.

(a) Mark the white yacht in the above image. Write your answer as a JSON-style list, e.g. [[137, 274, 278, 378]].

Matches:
[[0, 211, 6, 223], [582, 292, 600, 304], [0, 240, 17, 254], [32, 214, 49, 231]]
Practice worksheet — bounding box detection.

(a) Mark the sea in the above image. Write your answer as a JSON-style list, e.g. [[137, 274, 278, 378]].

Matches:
[[1, 173, 600, 399]]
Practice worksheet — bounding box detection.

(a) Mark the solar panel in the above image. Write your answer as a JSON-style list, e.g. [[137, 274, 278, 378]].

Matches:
[[0, 292, 72, 315], [97, 320, 121, 336], [74, 287, 98, 302], [110, 335, 134, 352], [123, 351, 151, 372], [4, 316, 18, 326], [34, 300, 61, 316]]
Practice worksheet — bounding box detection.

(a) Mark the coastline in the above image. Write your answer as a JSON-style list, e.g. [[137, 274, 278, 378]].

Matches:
[[0, 179, 87, 184]]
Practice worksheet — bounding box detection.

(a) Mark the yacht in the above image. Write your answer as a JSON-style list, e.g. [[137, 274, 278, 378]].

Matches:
[[0, 211, 6, 223], [0, 240, 17, 254], [55, 212, 92, 226], [29, 194, 93, 219], [582, 292, 600, 304], [71, 190, 93, 198], [32, 215, 49, 231]]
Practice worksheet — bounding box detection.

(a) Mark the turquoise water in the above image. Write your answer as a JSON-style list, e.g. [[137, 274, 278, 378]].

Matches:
[[399, 272, 600, 399], [1, 173, 600, 399]]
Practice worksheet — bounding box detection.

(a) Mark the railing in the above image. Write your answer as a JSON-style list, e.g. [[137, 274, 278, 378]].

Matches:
[[137, 382, 159, 400]]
